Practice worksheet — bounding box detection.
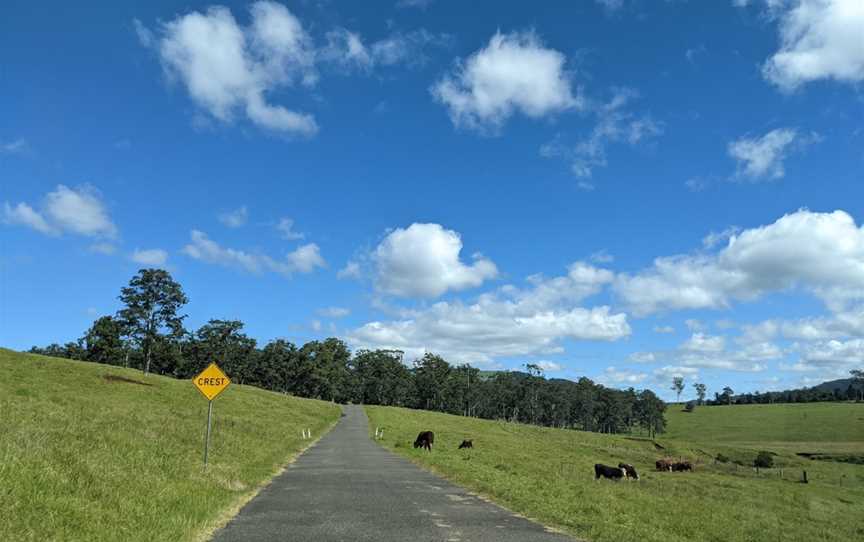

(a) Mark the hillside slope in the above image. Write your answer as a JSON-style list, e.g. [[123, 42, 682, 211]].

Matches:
[[0, 349, 341, 542], [366, 405, 864, 542]]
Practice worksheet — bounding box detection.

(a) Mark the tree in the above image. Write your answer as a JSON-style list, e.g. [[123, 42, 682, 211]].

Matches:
[[720, 386, 734, 406], [850, 369, 864, 401], [117, 269, 188, 375], [694, 382, 707, 405], [634, 389, 667, 438], [672, 377, 685, 403], [81, 316, 125, 365], [190, 320, 257, 383]]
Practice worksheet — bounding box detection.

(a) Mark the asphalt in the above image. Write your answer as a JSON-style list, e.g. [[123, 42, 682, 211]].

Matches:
[[211, 404, 576, 542]]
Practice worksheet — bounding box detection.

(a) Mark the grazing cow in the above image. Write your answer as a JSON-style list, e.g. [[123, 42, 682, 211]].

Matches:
[[594, 463, 626, 480], [618, 462, 639, 480], [413, 431, 434, 451], [656, 459, 673, 472], [672, 461, 693, 472], [458, 439, 473, 449]]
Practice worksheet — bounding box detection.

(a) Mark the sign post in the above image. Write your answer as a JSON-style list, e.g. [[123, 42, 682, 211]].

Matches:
[[192, 363, 231, 467]]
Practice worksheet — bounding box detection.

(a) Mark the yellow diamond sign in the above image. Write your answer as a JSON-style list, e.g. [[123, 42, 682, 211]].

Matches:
[[193, 363, 231, 401]]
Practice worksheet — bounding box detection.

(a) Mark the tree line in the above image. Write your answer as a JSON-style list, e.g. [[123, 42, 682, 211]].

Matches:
[[27, 268, 668, 437]]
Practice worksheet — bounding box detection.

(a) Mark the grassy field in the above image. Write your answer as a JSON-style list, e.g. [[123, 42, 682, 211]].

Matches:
[[366, 404, 864, 542], [663, 402, 864, 455], [0, 348, 341, 542]]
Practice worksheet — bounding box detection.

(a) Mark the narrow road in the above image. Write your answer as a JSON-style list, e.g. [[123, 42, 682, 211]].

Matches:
[[212, 404, 576, 542]]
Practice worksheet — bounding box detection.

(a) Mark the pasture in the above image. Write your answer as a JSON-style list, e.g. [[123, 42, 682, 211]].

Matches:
[[0, 349, 340, 542], [366, 404, 864, 542]]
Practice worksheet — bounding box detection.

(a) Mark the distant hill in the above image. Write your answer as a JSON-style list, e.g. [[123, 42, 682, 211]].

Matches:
[[811, 378, 860, 394]]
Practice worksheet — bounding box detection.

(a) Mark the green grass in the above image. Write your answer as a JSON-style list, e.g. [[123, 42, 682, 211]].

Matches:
[[663, 402, 864, 455], [0, 348, 341, 542], [366, 404, 864, 542]]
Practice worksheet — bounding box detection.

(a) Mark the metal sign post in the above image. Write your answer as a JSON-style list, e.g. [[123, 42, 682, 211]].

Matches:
[[204, 400, 213, 466], [192, 363, 231, 468]]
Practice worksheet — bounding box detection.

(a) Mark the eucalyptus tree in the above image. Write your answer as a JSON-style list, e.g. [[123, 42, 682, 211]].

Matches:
[[117, 269, 188, 375]]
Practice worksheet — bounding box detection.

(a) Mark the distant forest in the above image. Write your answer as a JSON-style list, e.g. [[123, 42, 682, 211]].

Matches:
[[26, 268, 667, 437]]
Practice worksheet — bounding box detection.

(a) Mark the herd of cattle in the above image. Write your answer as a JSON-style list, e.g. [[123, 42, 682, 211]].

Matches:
[[412, 430, 693, 481]]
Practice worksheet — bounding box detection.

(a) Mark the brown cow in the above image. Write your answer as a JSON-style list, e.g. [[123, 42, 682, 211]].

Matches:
[[618, 462, 639, 480]]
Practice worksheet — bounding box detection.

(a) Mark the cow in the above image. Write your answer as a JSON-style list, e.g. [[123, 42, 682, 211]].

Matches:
[[594, 463, 626, 480], [413, 431, 434, 451], [458, 439, 473, 449], [618, 462, 639, 480], [672, 461, 693, 472], [656, 459, 673, 472]]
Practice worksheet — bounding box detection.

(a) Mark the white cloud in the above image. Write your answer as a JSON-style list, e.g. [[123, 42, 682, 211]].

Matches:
[[3, 185, 117, 239], [219, 206, 248, 228], [317, 306, 350, 318], [3, 202, 58, 236], [90, 243, 118, 255], [276, 217, 304, 240], [681, 332, 726, 353], [396, 0, 434, 8], [311, 319, 322, 331], [536, 360, 563, 372], [286, 243, 326, 273], [181, 229, 325, 276], [432, 30, 579, 133], [600, 366, 648, 385], [589, 249, 615, 264], [728, 128, 817, 180], [799, 338, 864, 366], [349, 262, 629, 364], [702, 226, 741, 249], [131, 248, 168, 267], [373, 223, 498, 298], [653, 325, 675, 334], [615, 209, 864, 315], [1, 139, 30, 155], [540, 88, 662, 178], [337, 261, 362, 279], [653, 365, 700, 380], [756, 0, 864, 90], [595, 0, 625, 12], [323, 28, 447, 71], [629, 352, 657, 363], [147, 2, 318, 135]]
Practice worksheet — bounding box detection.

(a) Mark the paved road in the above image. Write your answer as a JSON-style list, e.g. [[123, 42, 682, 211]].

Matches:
[[212, 404, 576, 542]]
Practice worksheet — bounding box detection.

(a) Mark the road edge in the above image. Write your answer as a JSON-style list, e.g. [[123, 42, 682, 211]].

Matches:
[[362, 406, 582, 541], [195, 408, 343, 542]]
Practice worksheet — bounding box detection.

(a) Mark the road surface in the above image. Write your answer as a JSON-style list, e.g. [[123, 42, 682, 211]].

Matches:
[[212, 404, 576, 542]]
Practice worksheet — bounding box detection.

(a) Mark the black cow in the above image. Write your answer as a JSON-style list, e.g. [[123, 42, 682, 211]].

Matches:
[[414, 431, 434, 451], [594, 463, 626, 480], [618, 462, 639, 480], [458, 439, 473, 449], [671, 461, 693, 472]]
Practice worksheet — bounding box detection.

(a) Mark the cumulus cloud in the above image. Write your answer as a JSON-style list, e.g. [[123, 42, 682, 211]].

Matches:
[[276, 217, 304, 240], [219, 206, 248, 227], [3, 185, 117, 239], [143, 2, 318, 135], [615, 209, 864, 315], [181, 229, 325, 276], [754, 0, 864, 90], [432, 30, 579, 133], [349, 262, 629, 364], [373, 223, 498, 298], [337, 261, 362, 279], [540, 88, 662, 180], [131, 248, 168, 266], [728, 128, 818, 180]]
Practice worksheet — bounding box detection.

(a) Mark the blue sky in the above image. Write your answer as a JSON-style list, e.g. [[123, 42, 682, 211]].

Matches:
[[2, 0, 863, 400]]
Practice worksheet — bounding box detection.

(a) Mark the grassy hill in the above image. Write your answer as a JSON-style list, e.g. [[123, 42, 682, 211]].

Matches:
[[0, 348, 341, 542], [663, 402, 864, 455], [366, 404, 864, 542]]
